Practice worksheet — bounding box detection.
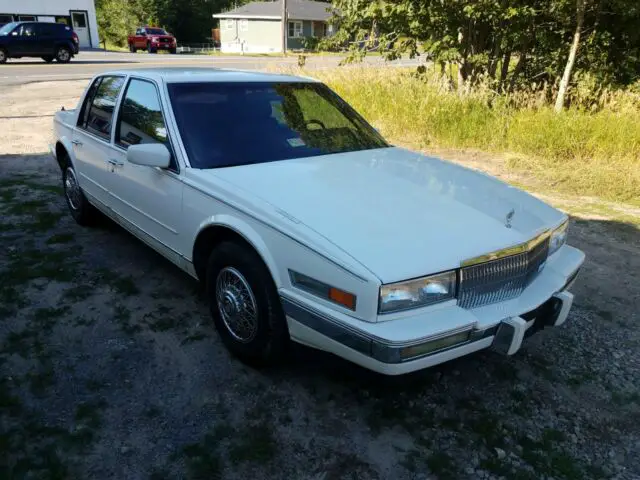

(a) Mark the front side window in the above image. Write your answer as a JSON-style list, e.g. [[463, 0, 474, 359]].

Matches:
[[81, 76, 125, 141], [116, 78, 176, 170], [18, 24, 37, 37], [288, 21, 303, 38], [167, 81, 388, 169]]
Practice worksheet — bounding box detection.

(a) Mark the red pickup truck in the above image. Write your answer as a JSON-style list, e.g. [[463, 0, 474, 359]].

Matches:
[[128, 26, 177, 54]]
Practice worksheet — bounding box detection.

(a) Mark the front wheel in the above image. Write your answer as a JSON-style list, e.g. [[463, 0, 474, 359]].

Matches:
[[169, 48, 177, 54], [0, 48, 7, 64], [63, 163, 96, 226], [206, 242, 289, 367], [129, 44, 137, 53], [56, 46, 71, 63], [147, 44, 157, 54]]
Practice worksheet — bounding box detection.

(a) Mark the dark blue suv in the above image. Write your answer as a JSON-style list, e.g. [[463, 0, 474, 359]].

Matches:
[[0, 22, 80, 64]]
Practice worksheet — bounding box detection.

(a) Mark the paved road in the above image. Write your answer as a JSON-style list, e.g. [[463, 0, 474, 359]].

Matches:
[[0, 50, 422, 86]]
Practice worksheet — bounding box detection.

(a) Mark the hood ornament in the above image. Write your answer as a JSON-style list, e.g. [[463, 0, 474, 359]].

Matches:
[[505, 209, 515, 229]]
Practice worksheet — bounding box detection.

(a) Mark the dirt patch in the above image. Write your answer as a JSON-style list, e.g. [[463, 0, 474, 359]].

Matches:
[[0, 80, 639, 479]]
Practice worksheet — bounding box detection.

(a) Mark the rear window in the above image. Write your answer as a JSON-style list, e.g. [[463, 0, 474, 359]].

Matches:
[[167, 82, 388, 169]]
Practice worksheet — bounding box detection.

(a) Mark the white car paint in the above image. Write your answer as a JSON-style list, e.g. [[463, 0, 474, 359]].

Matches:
[[52, 68, 586, 375]]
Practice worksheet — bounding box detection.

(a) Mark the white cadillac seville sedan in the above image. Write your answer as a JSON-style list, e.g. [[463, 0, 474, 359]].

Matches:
[[51, 68, 585, 375]]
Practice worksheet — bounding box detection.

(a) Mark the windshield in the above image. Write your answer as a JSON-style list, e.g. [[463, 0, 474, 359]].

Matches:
[[146, 28, 167, 35], [0, 22, 17, 36], [168, 82, 389, 169]]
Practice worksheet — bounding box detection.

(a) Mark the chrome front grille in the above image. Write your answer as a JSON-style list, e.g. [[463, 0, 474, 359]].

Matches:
[[458, 237, 549, 309]]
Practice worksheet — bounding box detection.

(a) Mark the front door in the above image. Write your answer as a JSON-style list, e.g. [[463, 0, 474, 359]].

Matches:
[[10, 23, 38, 55], [106, 77, 183, 256], [72, 75, 126, 207], [70, 11, 90, 47]]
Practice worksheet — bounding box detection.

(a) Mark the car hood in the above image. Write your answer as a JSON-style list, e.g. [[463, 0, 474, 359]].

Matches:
[[204, 147, 565, 283]]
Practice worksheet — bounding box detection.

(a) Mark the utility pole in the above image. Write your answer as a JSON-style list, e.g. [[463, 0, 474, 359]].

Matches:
[[281, 0, 287, 56]]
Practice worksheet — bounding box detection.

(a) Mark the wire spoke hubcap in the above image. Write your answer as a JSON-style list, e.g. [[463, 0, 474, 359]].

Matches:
[[64, 168, 82, 211], [215, 267, 258, 343]]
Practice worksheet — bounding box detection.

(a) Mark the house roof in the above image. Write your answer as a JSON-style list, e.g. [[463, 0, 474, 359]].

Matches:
[[213, 0, 333, 21]]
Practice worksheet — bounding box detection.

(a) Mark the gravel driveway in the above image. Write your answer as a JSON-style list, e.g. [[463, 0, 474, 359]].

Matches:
[[1, 80, 639, 480]]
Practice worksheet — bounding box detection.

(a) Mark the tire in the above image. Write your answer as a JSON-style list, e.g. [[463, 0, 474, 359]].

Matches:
[[148, 44, 157, 54], [62, 161, 95, 226], [42, 56, 54, 63], [0, 48, 7, 64], [169, 48, 177, 54], [206, 242, 289, 367], [55, 46, 72, 63], [129, 44, 137, 53]]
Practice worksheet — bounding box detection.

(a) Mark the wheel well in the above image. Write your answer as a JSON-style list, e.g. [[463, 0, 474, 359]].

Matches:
[[192, 225, 270, 284], [55, 142, 70, 171]]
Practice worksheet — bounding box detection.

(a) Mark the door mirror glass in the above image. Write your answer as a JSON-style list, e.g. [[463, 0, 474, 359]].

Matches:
[[127, 143, 171, 168]]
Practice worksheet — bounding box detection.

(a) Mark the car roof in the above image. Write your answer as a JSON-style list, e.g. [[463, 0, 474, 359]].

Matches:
[[104, 67, 320, 84]]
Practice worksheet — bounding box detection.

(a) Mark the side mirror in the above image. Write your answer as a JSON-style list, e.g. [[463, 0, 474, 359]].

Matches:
[[127, 143, 171, 168], [11, 31, 18, 36]]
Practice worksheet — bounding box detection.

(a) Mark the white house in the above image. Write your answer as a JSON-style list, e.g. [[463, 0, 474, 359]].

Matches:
[[0, 0, 100, 48], [213, 0, 334, 54]]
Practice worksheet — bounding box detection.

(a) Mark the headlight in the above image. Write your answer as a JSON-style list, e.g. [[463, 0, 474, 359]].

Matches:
[[548, 219, 569, 256], [151, 36, 158, 42], [379, 270, 456, 314]]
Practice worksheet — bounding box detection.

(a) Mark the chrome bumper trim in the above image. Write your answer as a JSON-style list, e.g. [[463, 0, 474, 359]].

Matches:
[[281, 296, 496, 364]]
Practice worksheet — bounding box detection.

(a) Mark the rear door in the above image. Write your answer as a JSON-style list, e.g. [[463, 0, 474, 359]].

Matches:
[[33, 23, 58, 55], [71, 75, 126, 207]]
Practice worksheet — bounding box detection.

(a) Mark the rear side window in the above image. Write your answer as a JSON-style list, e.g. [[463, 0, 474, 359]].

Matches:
[[79, 76, 125, 141], [37, 23, 60, 37], [116, 78, 177, 170]]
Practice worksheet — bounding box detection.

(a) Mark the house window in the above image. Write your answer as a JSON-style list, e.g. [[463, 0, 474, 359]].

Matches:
[[323, 23, 328, 37], [224, 19, 234, 30], [239, 19, 248, 32], [19, 15, 36, 21], [288, 21, 303, 38]]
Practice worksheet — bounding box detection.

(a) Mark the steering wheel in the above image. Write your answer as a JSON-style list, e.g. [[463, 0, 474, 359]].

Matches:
[[306, 119, 326, 130]]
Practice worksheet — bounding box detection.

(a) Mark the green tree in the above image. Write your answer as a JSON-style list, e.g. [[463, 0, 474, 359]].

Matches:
[[328, 0, 640, 102]]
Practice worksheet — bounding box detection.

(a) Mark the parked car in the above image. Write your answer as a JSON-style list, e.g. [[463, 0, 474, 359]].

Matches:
[[128, 27, 177, 54], [51, 69, 585, 375], [0, 21, 79, 64]]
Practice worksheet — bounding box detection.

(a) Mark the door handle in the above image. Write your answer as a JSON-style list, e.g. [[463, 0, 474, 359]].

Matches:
[[107, 158, 125, 166], [71, 140, 83, 146]]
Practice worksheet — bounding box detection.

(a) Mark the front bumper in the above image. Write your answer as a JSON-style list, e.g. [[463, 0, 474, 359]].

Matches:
[[150, 42, 176, 50], [283, 244, 584, 375]]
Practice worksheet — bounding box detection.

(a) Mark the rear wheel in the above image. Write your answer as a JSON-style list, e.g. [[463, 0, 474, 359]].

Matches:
[[206, 242, 289, 367], [62, 161, 96, 226], [42, 56, 54, 63], [0, 48, 7, 64], [55, 46, 71, 63]]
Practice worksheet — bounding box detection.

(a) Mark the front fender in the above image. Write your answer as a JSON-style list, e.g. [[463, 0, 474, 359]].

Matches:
[[196, 214, 282, 287]]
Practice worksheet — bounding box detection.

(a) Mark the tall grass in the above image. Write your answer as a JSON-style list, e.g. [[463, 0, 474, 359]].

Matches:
[[286, 66, 640, 205]]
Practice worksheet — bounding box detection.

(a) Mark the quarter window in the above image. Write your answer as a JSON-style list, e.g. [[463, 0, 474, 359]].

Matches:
[[80, 76, 125, 141], [116, 78, 176, 170]]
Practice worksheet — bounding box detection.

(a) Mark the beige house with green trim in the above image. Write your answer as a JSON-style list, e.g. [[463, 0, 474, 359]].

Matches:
[[213, 0, 334, 54]]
